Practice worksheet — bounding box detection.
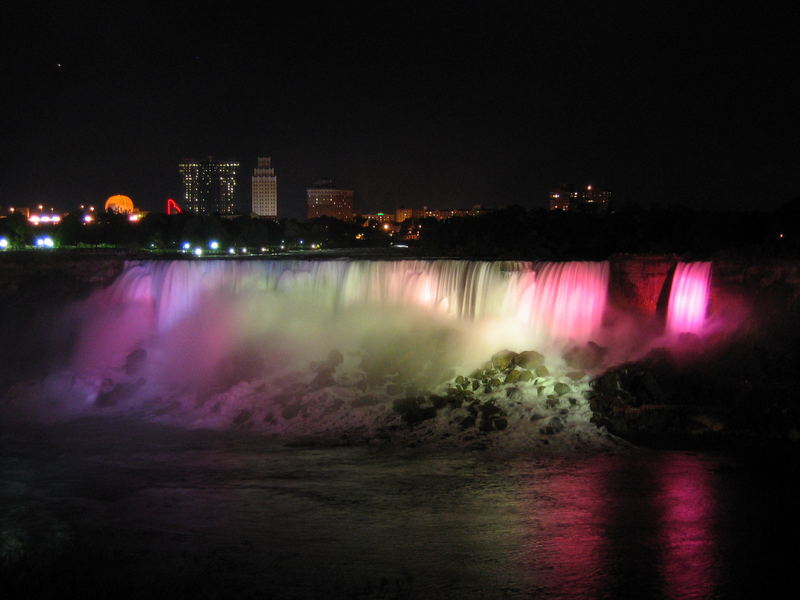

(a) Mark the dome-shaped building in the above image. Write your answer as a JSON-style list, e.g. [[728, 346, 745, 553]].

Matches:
[[105, 195, 135, 214]]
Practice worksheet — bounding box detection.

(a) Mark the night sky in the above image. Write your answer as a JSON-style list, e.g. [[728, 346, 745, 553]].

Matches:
[[2, 2, 799, 218]]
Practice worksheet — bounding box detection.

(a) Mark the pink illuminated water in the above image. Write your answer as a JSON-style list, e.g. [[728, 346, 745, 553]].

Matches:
[[666, 262, 712, 336], [510, 262, 609, 344]]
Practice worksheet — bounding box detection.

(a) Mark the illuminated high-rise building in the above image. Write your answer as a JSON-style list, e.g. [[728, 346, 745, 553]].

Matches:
[[251, 157, 277, 218], [307, 180, 354, 221], [178, 158, 240, 215]]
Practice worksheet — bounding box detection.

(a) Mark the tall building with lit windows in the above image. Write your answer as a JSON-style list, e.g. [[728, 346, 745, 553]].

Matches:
[[178, 158, 240, 215], [251, 157, 277, 218], [306, 180, 354, 221], [549, 184, 611, 212]]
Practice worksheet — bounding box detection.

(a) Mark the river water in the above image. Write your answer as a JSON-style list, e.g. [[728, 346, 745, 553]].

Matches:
[[1, 418, 795, 599]]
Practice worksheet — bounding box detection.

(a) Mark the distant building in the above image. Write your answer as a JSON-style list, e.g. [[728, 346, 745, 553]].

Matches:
[[361, 212, 394, 224], [356, 205, 491, 225], [307, 180, 354, 221], [395, 207, 413, 223], [549, 184, 611, 212], [178, 158, 240, 215], [251, 157, 277, 218], [413, 206, 440, 220], [439, 206, 490, 219]]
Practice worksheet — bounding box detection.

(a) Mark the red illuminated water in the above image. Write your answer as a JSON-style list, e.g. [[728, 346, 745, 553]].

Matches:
[[666, 262, 712, 336]]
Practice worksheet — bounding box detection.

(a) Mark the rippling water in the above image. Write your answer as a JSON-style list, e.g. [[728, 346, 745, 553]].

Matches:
[[1, 418, 796, 599]]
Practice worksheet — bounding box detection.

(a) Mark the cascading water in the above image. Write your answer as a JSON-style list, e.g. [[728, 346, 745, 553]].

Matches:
[[666, 262, 712, 336], [74, 259, 611, 380], [508, 262, 609, 343], [16, 258, 623, 448]]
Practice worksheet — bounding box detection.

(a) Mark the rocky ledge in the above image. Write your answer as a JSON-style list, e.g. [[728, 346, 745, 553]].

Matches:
[[588, 343, 800, 449]]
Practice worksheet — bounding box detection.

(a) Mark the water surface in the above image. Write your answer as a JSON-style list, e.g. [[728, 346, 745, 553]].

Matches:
[[1, 418, 795, 599]]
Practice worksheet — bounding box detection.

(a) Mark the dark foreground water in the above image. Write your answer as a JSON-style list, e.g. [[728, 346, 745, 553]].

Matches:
[[1, 418, 797, 599]]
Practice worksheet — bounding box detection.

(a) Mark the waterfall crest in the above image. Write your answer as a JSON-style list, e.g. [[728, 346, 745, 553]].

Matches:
[[82, 259, 609, 358]]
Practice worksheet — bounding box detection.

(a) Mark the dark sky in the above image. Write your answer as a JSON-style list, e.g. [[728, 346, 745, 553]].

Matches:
[[2, 2, 799, 218]]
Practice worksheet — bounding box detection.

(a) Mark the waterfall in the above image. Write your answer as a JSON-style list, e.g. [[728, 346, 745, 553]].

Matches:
[[73, 259, 611, 380], [508, 262, 610, 343], [666, 262, 712, 336]]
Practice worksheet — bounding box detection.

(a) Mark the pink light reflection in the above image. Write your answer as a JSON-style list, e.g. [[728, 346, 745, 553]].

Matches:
[[658, 453, 719, 599], [518, 460, 607, 598]]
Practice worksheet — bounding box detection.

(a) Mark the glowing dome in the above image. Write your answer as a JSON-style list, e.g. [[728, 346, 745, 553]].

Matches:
[[105, 195, 135, 214]]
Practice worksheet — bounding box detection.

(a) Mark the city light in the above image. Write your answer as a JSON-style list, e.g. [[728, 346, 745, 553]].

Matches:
[[0, 237, 8, 249], [182, 242, 191, 250], [209, 240, 219, 250], [35, 236, 55, 248], [193, 247, 203, 257], [83, 214, 94, 223], [29, 214, 62, 225], [128, 214, 141, 222], [228, 247, 235, 254]]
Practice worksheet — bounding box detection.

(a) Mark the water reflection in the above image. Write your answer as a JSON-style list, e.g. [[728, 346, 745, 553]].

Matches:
[[516, 453, 719, 599], [514, 460, 600, 597], [658, 453, 719, 600], [4, 419, 796, 600]]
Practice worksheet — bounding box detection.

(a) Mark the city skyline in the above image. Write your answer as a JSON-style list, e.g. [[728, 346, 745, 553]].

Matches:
[[2, 4, 799, 218]]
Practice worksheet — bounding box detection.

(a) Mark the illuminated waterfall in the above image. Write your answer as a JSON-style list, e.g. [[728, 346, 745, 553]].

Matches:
[[508, 262, 609, 343], [74, 260, 611, 379], [666, 262, 712, 336]]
